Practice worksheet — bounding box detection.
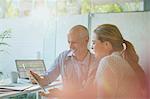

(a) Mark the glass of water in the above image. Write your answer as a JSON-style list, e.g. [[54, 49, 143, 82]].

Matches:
[[0, 71, 3, 80]]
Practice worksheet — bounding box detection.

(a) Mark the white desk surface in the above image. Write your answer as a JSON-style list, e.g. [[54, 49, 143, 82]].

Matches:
[[0, 81, 62, 98]]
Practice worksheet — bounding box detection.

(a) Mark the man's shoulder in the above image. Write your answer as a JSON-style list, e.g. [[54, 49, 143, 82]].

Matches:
[[89, 52, 97, 62], [57, 50, 71, 59], [59, 50, 71, 56]]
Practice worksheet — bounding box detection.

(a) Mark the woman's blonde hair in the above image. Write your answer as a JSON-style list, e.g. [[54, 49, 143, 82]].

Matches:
[[94, 24, 147, 90], [94, 24, 138, 64]]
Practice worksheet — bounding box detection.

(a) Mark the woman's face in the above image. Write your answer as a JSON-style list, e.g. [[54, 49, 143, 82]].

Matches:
[[92, 33, 112, 58]]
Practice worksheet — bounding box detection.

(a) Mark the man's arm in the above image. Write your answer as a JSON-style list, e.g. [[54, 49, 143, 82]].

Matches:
[[29, 53, 62, 87]]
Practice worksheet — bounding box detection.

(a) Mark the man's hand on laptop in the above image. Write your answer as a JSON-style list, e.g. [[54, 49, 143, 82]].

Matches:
[[29, 70, 47, 86]]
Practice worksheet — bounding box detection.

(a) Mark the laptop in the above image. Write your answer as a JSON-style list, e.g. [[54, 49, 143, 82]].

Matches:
[[15, 59, 46, 79]]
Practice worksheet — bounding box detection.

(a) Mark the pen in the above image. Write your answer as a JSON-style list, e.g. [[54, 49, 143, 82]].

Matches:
[[22, 64, 27, 72]]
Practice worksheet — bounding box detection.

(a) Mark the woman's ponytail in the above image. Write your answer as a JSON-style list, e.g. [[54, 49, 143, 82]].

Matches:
[[122, 40, 148, 93], [122, 40, 139, 65]]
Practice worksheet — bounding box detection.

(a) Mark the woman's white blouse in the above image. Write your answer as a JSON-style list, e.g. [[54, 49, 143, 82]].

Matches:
[[96, 52, 145, 99]]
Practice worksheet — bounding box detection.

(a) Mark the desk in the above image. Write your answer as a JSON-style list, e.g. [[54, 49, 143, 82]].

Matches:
[[0, 82, 62, 99]]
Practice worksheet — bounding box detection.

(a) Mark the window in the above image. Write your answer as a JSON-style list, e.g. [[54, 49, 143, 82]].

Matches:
[[0, 0, 144, 18]]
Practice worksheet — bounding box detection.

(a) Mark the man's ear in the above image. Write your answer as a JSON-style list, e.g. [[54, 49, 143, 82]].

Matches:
[[84, 36, 89, 43]]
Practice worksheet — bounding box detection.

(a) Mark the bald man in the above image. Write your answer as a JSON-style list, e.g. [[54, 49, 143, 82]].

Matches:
[[30, 25, 99, 98]]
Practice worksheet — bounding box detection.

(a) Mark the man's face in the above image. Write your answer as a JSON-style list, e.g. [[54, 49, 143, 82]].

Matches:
[[68, 32, 87, 56]]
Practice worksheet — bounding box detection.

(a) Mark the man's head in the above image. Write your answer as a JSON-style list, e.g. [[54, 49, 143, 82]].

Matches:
[[68, 25, 89, 56]]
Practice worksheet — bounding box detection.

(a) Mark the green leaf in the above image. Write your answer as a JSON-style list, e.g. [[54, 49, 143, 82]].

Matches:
[[0, 42, 9, 46]]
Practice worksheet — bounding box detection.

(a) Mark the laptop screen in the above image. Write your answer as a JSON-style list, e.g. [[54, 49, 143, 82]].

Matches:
[[15, 60, 46, 79]]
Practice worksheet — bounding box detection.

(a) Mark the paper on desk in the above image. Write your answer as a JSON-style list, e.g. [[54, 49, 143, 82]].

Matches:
[[0, 88, 16, 93], [0, 83, 33, 91]]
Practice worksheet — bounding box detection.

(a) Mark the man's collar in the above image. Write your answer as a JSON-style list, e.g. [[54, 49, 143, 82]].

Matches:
[[67, 50, 74, 57], [67, 50, 90, 60]]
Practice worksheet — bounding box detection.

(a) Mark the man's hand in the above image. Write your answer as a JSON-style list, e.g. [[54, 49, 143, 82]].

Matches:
[[30, 70, 47, 86], [29, 74, 37, 84]]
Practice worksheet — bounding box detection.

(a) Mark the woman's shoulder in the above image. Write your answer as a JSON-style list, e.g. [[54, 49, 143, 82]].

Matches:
[[101, 52, 136, 75], [99, 52, 131, 72], [101, 52, 128, 64], [100, 53, 122, 65]]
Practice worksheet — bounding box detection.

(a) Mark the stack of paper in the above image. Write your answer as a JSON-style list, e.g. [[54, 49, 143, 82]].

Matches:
[[0, 83, 33, 91]]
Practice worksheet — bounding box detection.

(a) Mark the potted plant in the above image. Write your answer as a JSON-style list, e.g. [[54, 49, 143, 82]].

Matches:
[[0, 29, 11, 53]]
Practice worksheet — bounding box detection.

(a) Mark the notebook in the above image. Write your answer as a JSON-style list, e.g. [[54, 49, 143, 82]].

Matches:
[[15, 60, 46, 79]]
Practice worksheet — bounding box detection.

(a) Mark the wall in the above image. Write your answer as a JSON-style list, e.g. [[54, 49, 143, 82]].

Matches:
[[0, 17, 48, 76]]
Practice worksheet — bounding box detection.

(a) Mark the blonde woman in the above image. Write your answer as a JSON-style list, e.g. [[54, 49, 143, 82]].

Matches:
[[92, 24, 148, 99]]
